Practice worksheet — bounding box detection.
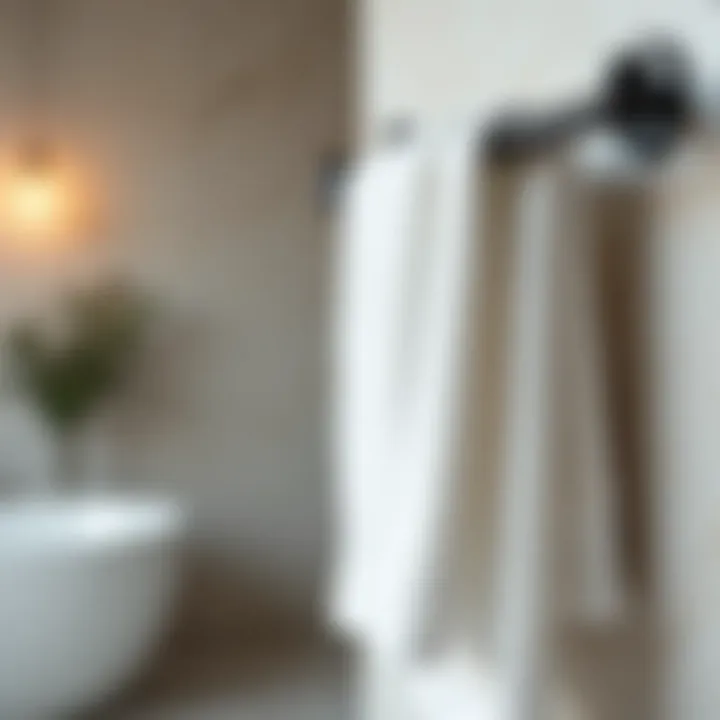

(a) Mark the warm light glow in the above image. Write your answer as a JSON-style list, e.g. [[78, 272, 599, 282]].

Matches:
[[8, 170, 64, 235], [0, 147, 94, 253]]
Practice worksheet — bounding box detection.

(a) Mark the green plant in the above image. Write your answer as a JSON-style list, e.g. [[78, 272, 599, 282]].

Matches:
[[9, 281, 147, 441]]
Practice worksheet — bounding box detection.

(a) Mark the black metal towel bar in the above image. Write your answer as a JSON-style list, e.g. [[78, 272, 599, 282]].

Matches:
[[485, 36, 693, 162], [319, 36, 695, 207]]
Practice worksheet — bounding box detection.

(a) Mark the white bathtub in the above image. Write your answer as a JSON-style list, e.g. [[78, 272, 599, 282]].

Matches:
[[0, 497, 186, 719]]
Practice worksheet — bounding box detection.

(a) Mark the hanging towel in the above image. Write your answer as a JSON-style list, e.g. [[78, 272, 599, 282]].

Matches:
[[495, 151, 631, 719], [365, 127, 480, 655], [648, 138, 720, 720], [557, 150, 627, 624], [493, 163, 562, 720], [329, 126, 479, 652], [329, 142, 432, 638], [330, 127, 628, 720]]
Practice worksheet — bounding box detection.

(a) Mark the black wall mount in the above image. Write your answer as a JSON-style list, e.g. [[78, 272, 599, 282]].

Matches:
[[485, 36, 695, 162], [319, 36, 697, 207]]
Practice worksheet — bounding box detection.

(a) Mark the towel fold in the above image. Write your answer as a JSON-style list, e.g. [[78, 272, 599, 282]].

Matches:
[[330, 128, 628, 719], [330, 143, 430, 638]]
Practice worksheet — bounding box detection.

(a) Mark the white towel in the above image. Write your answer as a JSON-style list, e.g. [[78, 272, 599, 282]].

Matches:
[[329, 127, 479, 651], [330, 142, 431, 638], [495, 164, 561, 720], [330, 129, 628, 720], [649, 139, 720, 720], [367, 129, 479, 654], [496, 156, 629, 719]]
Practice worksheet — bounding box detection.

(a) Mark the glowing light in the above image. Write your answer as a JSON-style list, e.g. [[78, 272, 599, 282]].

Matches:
[[8, 170, 63, 233], [0, 144, 92, 252]]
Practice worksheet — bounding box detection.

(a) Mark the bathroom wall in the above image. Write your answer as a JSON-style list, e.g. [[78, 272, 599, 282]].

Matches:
[[360, 0, 720, 142], [0, 0, 348, 636]]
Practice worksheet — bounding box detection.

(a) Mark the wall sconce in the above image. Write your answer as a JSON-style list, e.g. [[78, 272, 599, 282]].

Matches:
[[0, 141, 90, 252], [0, 1, 96, 253]]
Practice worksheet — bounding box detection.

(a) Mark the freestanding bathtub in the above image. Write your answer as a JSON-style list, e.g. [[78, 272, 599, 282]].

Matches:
[[0, 497, 186, 718]]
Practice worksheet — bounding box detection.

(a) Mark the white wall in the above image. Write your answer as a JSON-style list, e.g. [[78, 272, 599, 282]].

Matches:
[[360, 0, 720, 141], [0, 0, 347, 631]]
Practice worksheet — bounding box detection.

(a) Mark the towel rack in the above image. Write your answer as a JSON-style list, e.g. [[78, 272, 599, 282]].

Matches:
[[485, 36, 693, 162], [319, 36, 694, 206]]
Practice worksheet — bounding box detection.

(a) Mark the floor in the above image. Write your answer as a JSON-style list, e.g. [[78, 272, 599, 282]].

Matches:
[[95, 641, 351, 720], [561, 613, 660, 720], [87, 618, 656, 720]]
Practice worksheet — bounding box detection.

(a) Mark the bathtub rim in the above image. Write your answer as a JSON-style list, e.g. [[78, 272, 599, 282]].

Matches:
[[0, 494, 187, 557]]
